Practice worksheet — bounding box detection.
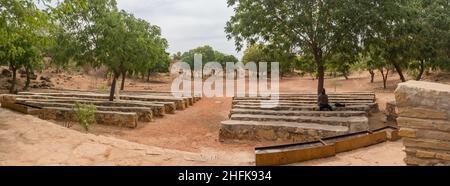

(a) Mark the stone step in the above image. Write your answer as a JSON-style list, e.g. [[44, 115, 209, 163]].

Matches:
[[43, 89, 201, 104], [219, 120, 349, 142], [233, 96, 375, 101], [14, 98, 167, 117], [229, 114, 369, 132], [9, 95, 176, 113], [274, 92, 375, 95], [233, 103, 379, 113], [230, 109, 368, 117], [18, 92, 187, 110], [234, 102, 377, 108], [37, 107, 138, 128], [20, 101, 154, 122], [233, 104, 371, 112], [233, 100, 375, 105], [6, 94, 175, 114], [47, 88, 201, 98]]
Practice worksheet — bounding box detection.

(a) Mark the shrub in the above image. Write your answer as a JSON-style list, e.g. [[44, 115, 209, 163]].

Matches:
[[74, 102, 97, 132]]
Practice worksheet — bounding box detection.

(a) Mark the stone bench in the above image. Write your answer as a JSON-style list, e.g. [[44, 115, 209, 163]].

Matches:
[[232, 100, 375, 105], [18, 92, 186, 110], [219, 120, 349, 142], [233, 96, 375, 101], [233, 103, 379, 113], [16, 98, 165, 117], [229, 114, 369, 132], [230, 109, 368, 117], [20, 101, 154, 122], [3, 93, 171, 115], [45, 89, 201, 103], [37, 107, 138, 128], [233, 104, 372, 112]]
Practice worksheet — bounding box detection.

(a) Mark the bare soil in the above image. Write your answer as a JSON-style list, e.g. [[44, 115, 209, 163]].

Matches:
[[3, 67, 448, 165]]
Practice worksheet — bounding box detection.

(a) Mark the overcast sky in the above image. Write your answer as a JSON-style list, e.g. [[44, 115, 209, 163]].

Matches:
[[116, 0, 242, 59]]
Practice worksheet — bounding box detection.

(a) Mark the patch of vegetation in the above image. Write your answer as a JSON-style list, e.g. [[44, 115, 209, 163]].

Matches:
[[74, 102, 97, 132], [99, 85, 108, 92]]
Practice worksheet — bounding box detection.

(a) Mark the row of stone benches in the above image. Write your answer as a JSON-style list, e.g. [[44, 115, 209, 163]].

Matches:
[[0, 90, 202, 128], [220, 92, 378, 143], [18, 92, 189, 110]]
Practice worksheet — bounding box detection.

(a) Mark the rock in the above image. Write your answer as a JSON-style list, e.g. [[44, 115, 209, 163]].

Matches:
[[397, 117, 450, 132], [40, 76, 51, 82], [19, 68, 27, 75], [30, 74, 38, 80], [399, 128, 417, 138], [397, 107, 448, 120], [385, 101, 398, 122], [395, 80, 450, 116], [1, 69, 11, 77], [395, 81, 450, 166]]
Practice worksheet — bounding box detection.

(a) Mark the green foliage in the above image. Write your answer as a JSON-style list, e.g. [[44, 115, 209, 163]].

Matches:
[[226, 0, 364, 93], [295, 55, 317, 78], [180, 45, 238, 69], [74, 102, 97, 132], [0, 0, 52, 92], [242, 44, 297, 76], [52, 0, 169, 100]]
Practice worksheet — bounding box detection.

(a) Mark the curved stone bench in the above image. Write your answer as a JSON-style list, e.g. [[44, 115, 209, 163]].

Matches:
[[37, 107, 138, 128], [219, 120, 349, 142], [229, 114, 369, 132], [9, 94, 174, 114], [20, 101, 154, 122], [230, 109, 368, 117], [13, 98, 167, 117]]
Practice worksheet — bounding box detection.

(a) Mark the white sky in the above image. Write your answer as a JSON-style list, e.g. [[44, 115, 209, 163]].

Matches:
[[116, 0, 242, 59]]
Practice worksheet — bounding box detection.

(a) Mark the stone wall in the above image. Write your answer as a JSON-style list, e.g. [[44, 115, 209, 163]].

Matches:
[[395, 81, 450, 166], [385, 101, 398, 122]]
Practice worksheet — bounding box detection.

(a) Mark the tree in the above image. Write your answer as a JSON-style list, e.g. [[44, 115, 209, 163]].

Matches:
[[242, 44, 297, 77], [53, 0, 168, 100], [405, 0, 450, 80], [362, 45, 391, 89], [359, 1, 418, 83], [226, 0, 363, 94], [180, 45, 238, 69], [0, 0, 51, 93]]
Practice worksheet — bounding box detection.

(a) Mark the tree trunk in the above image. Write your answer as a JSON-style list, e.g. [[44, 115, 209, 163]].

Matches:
[[120, 71, 126, 91], [369, 69, 375, 83], [343, 73, 349, 80], [24, 65, 31, 91], [9, 65, 17, 94], [313, 48, 325, 95], [392, 61, 406, 82], [147, 70, 151, 82], [416, 60, 425, 81], [109, 72, 118, 101], [380, 67, 389, 89]]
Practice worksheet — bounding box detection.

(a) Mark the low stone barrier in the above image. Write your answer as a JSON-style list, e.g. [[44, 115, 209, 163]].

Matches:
[[395, 81, 450, 166], [230, 109, 368, 117], [233, 104, 373, 112], [22, 101, 154, 122], [385, 101, 398, 122], [229, 114, 369, 132], [13, 97, 168, 116], [18, 92, 186, 110], [37, 107, 138, 128], [4, 94, 174, 114], [219, 120, 349, 143]]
